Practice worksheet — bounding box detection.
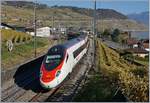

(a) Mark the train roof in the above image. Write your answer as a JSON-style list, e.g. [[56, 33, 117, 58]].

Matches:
[[47, 35, 86, 55], [62, 35, 86, 49]]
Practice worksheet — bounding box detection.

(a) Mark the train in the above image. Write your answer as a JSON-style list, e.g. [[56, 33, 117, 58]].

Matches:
[[40, 35, 89, 89]]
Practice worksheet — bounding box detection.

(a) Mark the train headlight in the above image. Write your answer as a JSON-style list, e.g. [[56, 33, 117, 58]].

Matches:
[[56, 70, 61, 77]]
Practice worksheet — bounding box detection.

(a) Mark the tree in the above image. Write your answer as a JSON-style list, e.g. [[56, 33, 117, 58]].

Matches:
[[102, 29, 111, 38], [111, 28, 120, 42]]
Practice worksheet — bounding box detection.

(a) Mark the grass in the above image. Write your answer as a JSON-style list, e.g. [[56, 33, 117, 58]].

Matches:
[[1, 37, 52, 70], [133, 56, 149, 66], [73, 74, 116, 102], [121, 52, 149, 67]]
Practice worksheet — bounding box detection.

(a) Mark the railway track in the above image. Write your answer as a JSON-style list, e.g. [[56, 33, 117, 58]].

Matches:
[[29, 86, 61, 102], [1, 75, 39, 102], [1, 56, 43, 102]]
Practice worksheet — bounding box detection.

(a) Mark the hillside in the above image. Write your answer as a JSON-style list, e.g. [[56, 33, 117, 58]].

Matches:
[[1, 1, 148, 31], [96, 39, 148, 102], [2, 1, 127, 20], [55, 6, 128, 19], [2, 1, 48, 9]]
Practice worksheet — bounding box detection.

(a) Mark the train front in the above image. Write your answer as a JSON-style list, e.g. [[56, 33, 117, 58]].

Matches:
[[40, 45, 65, 89]]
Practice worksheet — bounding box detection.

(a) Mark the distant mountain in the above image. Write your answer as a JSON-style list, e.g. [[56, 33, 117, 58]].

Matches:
[[127, 11, 149, 26]]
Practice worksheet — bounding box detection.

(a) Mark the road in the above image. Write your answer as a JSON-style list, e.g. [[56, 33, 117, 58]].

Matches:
[[100, 38, 129, 50]]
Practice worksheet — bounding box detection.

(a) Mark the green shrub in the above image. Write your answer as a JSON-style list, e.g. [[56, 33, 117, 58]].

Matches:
[[22, 36, 26, 42], [131, 67, 148, 78]]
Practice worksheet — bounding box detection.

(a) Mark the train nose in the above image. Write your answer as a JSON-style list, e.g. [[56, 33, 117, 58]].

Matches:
[[40, 79, 51, 89], [40, 64, 55, 83], [41, 73, 54, 83], [40, 78, 58, 89]]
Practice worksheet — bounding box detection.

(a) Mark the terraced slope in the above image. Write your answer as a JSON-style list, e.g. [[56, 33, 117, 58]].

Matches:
[[96, 39, 148, 102], [1, 3, 148, 31]]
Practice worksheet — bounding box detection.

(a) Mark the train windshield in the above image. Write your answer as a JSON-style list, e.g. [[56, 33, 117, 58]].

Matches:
[[44, 45, 65, 71], [46, 55, 61, 64]]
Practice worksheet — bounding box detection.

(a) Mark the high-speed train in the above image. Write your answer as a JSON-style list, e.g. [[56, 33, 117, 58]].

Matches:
[[40, 35, 89, 89]]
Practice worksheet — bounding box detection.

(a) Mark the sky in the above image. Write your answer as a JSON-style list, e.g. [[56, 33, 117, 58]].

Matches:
[[37, 0, 149, 15]]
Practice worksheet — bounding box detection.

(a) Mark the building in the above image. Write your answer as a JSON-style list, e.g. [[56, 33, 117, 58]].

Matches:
[[126, 38, 139, 48], [125, 47, 149, 58], [1, 23, 27, 33], [28, 27, 51, 37], [141, 39, 149, 52], [1, 23, 14, 29], [143, 43, 149, 51], [36, 27, 51, 37], [25, 28, 34, 35], [60, 28, 66, 34], [13, 26, 26, 32]]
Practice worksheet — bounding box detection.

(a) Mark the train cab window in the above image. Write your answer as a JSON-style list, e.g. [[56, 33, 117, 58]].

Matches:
[[66, 54, 69, 63], [44, 45, 65, 71], [46, 55, 61, 64]]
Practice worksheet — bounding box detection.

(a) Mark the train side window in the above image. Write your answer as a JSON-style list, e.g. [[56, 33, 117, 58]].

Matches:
[[66, 54, 69, 62]]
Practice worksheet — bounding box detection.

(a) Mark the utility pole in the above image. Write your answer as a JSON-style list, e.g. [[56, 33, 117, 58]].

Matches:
[[34, 0, 37, 57], [94, 0, 96, 37], [93, 0, 98, 72], [52, 12, 54, 35], [93, 0, 96, 49]]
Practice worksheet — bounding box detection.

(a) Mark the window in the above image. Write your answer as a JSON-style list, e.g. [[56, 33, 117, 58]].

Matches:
[[46, 55, 61, 64], [44, 54, 62, 71], [73, 41, 88, 58], [44, 45, 65, 71]]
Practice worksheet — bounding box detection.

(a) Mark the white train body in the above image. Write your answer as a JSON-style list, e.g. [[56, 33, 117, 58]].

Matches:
[[40, 35, 88, 89]]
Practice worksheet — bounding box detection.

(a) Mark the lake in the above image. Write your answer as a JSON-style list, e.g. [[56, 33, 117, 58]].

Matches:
[[131, 31, 149, 40]]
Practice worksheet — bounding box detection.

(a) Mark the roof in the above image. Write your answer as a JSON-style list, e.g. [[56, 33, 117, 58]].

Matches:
[[1, 22, 14, 29], [47, 35, 86, 55], [143, 43, 149, 48], [127, 38, 139, 45], [141, 39, 149, 43], [25, 28, 34, 32], [125, 47, 149, 54], [63, 35, 86, 49]]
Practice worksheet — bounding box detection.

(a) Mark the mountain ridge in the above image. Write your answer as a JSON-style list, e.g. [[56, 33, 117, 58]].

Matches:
[[127, 11, 149, 26], [2, 1, 128, 20], [1, 1, 148, 31]]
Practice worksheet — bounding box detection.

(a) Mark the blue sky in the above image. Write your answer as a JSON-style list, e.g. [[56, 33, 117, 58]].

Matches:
[[38, 0, 149, 15]]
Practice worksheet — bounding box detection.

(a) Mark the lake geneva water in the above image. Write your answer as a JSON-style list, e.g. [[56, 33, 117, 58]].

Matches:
[[131, 31, 149, 40]]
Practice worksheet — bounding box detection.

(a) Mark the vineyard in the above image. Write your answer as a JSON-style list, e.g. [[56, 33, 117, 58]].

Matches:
[[1, 29, 32, 43], [1, 29, 51, 70], [96, 39, 149, 102]]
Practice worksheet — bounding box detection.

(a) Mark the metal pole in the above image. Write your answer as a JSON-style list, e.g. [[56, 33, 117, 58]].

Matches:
[[34, 0, 37, 57], [52, 13, 54, 34], [93, 0, 97, 72], [93, 0, 96, 48], [94, 0, 96, 37]]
